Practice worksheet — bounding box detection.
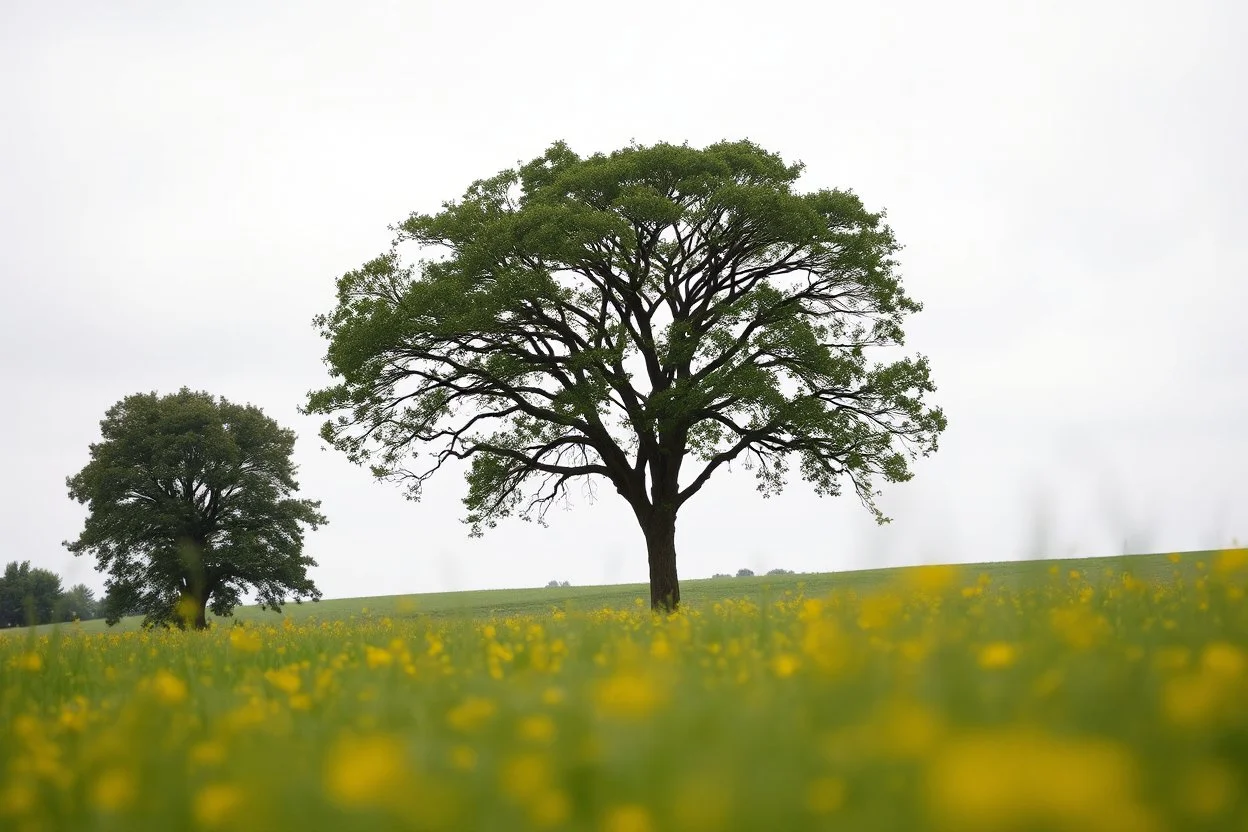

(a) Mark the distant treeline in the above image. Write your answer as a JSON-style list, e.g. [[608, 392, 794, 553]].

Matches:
[[711, 568, 798, 578], [0, 561, 103, 627]]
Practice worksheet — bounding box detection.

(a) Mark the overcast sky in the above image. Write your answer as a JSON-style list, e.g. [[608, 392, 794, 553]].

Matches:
[[2, 0, 1244, 601]]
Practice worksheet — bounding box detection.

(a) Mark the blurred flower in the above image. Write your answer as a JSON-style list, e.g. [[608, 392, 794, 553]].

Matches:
[[602, 804, 654, 832], [323, 733, 408, 808], [194, 783, 244, 828]]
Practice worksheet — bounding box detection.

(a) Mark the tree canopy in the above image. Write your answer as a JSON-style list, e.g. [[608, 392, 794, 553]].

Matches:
[[65, 388, 326, 628], [306, 139, 945, 609], [0, 561, 63, 627]]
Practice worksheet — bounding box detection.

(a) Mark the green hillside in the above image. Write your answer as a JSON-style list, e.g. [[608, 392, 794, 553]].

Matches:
[[5, 549, 1215, 637]]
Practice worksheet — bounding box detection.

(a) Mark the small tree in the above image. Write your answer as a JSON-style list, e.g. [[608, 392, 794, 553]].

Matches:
[[307, 139, 945, 610], [65, 388, 327, 629], [55, 583, 100, 622], [736, 568, 755, 578], [0, 561, 63, 627]]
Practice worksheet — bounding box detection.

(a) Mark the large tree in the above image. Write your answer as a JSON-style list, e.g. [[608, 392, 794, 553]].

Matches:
[[65, 388, 326, 629], [306, 140, 946, 610]]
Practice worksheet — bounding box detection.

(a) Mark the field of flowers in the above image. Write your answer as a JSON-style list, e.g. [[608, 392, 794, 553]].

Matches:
[[2, 551, 1246, 831]]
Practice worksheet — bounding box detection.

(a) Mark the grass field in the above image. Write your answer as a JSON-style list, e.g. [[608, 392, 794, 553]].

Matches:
[[9, 549, 1222, 635], [2, 548, 1246, 831]]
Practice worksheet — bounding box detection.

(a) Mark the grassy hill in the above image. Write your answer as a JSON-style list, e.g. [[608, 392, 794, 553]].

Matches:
[[5, 549, 1217, 637]]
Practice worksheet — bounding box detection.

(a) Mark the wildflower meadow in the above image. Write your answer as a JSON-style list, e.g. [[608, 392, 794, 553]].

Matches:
[[2, 550, 1246, 831]]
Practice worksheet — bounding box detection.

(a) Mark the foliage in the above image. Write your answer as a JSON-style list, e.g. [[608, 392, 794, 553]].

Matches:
[[306, 139, 946, 609], [53, 584, 100, 623], [736, 568, 755, 578], [1, 550, 1245, 830], [0, 561, 63, 627], [64, 388, 327, 629], [767, 568, 796, 576]]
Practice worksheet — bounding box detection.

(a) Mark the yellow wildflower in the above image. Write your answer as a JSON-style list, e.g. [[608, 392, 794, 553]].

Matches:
[[602, 804, 654, 832], [977, 642, 1017, 669], [1213, 547, 1247, 575], [150, 669, 188, 704], [194, 783, 244, 828], [14, 652, 42, 672], [518, 714, 558, 745], [1201, 642, 1245, 679], [771, 653, 801, 678], [264, 667, 302, 695], [500, 753, 551, 801], [594, 672, 666, 719], [323, 733, 408, 808], [925, 730, 1153, 832], [91, 767, 137, 812], [229, 627, 262, 653], [447, 696, 497, 732], [365, 645, 393, 668]]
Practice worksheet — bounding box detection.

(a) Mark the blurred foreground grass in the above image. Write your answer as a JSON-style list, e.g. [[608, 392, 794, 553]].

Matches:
[[2, 549, 1246, 831]]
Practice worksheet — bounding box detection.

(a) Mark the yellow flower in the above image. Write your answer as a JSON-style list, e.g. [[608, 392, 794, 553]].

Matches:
[[91, 767, 137, 812], [14, 652, 42, 672], [925, 730, 1152, 832], [857, 594, 902, 629], [500, 753, 551, 801], [229, 627, 262, 653], [365, 645, 394, 668], [323, 733, 408, 808], [150, 669, 188, 704], [447, 696, 497, 732], [194, 783, 244, 828], [1213, 547, 1248, 575], [977, 642, 1017, 669], [264, 667, 302, 695], [518, 714, 558, 745], [189, 740, 228, 769], [771, 653, 801, 678], [1201, 642, 1245, 679], [905, 564, 960, 593], [602, 804, 654, 832], [594, 672, 666, 719]]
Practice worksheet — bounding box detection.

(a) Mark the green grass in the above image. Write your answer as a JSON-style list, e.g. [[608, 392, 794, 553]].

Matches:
[[9, 549, 1214, 636], [2, 546, 1245, 830]]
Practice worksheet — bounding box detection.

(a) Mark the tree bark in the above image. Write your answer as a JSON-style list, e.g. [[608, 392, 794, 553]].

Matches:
[[643, 511, 680, 611], [176, 590, 210, 630]]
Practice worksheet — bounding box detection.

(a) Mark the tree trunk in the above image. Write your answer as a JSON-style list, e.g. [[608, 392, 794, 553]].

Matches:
[[177, 590, 210, 630], [643, 511, 681, 611]]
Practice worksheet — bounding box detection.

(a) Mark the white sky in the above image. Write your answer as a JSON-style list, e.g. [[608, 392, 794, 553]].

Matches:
[[2, 0, 1245, 600]]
